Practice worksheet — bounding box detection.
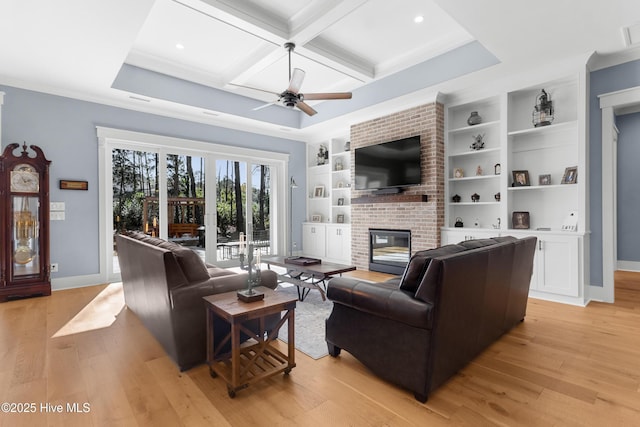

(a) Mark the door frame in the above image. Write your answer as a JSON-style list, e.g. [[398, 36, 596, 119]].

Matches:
[[599, 85, 640, 302], [97, 127, 289, 283]]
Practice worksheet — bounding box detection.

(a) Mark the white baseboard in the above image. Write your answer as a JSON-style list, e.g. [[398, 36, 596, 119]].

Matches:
[[617, 260, 640, 272], [52, 273, 107, 291], [586, 284, 612, 303]]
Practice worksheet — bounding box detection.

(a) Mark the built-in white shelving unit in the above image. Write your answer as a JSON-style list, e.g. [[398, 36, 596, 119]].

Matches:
[[443, 73, 588, 305], [303, 136, 351, 263]]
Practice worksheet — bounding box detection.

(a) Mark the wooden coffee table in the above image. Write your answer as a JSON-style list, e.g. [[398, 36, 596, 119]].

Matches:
[[262, 256, 356, 301], [203, 286, 297, 397]]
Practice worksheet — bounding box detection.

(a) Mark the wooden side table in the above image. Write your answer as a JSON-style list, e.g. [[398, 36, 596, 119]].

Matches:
[[204, 286, 297, 397]]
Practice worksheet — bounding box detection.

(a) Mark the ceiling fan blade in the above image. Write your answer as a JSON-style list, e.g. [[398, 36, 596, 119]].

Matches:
[[227, 82, 280, 97], [287, 68, 305, 93], [296, 101, 317, 116], [302, 92, 352, 101]]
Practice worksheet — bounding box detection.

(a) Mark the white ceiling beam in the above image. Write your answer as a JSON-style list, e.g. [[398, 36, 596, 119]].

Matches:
[[289, 0, 374, 81], [183, 0, 289, 40], [192, 0, 375, 85]]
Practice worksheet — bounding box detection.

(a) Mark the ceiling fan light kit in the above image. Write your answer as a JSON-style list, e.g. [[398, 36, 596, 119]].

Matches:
[[236, 42, 352, 116]]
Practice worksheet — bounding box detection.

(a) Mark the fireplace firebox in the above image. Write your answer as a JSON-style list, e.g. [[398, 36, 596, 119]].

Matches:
[[369, 229, 411, 275]]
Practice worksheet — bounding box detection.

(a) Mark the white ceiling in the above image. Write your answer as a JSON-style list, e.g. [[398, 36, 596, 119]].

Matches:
[[1, 0, 640, 141]]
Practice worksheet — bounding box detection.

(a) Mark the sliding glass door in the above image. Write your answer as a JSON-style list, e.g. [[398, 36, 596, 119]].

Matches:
[[165, 153, 206, 257], [111, 148, 159, 274], [213, 159, 273, 267], [99, 127, 288, 282]]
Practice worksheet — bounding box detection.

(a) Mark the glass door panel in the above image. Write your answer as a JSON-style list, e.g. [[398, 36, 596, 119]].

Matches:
[[112, 148, 159, 273], [166, 154, 206, 258], [12, 196, 40, 278], [215, 160, 247, 265], [251, 163, 271, 256]]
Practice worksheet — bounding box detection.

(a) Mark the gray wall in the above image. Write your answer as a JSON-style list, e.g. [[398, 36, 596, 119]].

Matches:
[[616, 111, 640, 262], [589, 59, 640, 285], [0, 85, 307, 282]]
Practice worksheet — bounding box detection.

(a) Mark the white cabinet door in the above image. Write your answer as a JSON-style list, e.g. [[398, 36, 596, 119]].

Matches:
[[326, 224, 351, 263], [532, 235, 579, 297], [302, 223, 326, 258]]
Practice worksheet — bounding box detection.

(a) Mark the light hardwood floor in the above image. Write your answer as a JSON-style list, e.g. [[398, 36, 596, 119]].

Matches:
[[1, 271, 639, 426]]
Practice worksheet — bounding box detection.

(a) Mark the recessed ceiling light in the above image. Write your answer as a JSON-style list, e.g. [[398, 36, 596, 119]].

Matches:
[[414, 15, 424, 24], [176, 43, 185, 50]]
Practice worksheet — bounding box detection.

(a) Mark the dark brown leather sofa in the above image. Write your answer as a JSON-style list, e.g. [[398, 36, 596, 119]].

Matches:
[[325, 236, 537, 402], [116, 232, 278, 371]]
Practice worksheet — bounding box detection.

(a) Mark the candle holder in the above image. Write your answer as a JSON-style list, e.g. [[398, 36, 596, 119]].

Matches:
[[237, 242, 264, 302]]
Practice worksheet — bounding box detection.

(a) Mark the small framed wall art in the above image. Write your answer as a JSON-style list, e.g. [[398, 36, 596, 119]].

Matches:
[[512, 211, 530, 229], [60, 180, 88, 190], [512, 170, 530, 187], [562, 166, 578, 184]]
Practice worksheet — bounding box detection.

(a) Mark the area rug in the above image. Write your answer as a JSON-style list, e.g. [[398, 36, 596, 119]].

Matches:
[[275, 283, 333, 359]]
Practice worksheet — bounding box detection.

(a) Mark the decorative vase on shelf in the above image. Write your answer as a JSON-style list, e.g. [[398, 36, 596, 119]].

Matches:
[[467, 111, 482, 126], [344, 141, 351, 151]]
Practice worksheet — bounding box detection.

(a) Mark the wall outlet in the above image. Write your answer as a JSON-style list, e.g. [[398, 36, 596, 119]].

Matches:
[[50, 202, 65, 211], [50, 211, 65, 221], [50, 263, 58, 273]]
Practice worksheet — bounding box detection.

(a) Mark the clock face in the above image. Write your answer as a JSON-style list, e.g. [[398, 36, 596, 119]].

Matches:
[[10, 164, 39, 193]]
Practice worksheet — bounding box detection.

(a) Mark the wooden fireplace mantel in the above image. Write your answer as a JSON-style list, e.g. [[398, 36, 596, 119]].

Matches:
[[351, 194, 428, 204]]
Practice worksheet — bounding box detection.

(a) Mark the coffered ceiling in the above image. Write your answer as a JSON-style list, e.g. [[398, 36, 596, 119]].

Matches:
[[1, 0, 639, 141]]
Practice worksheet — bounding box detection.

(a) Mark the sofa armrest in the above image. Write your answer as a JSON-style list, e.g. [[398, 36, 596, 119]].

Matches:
[[327, 277, 433, 329], [170, 269, 277, 310]]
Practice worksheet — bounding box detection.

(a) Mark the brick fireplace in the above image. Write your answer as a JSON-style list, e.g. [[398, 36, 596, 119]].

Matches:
[[350, 102, 445, 271]]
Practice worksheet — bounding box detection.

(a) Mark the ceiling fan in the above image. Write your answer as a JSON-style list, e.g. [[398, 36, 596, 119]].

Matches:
[[230, 42, 352, 116]]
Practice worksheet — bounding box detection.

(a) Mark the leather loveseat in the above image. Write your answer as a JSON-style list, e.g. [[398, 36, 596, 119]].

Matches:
[[116, 231, 278, 371], [325, 236, 537, 402]]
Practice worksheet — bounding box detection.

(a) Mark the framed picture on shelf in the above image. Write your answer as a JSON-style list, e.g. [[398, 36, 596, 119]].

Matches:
[[336, 214, 345, 223], [453, 168, 464, 179], [562, 166, 578, 184], [512, 211, 530, 229], [539, 174, 551, 185], [313, 185, 325, 198], [512, 170, 530, 187], [311, 214, 322, 222], [337, 197, 344, 206]]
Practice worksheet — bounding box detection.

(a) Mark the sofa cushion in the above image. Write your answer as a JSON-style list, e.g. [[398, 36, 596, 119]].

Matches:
[[207, 267, 237, 278], [172, 245, 210, 282], [398, 244, 467, 294], [458, 238, 499, 250], [328, 278, 434, 329]]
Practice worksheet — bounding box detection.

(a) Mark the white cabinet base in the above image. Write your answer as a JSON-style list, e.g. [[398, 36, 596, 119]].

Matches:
[[302, 223, 351, 264]]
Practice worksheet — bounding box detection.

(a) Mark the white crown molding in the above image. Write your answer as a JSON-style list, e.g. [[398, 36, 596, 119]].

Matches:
[[588, 45, 640, 71]]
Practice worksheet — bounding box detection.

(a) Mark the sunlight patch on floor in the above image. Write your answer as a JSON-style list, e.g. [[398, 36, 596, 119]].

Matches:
[[52, 282, 125, 338]]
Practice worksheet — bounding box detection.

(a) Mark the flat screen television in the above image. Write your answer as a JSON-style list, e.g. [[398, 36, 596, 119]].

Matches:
[[354, 136, 421, 190]]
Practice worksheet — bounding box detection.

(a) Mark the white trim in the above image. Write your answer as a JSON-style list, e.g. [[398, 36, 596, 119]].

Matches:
[[96, 126, 289, 163], [599, 86, 640, 110], [52, 273, 106, 291], [617, 260, 640, 272], [528, 292, 588, 307], [601, 105, 616, 303], [599, 86, 640, 303], [0, 91, 4, 149]]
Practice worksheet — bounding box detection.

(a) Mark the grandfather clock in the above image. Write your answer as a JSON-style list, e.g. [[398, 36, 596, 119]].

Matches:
[[0, 143, 51, 302]]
